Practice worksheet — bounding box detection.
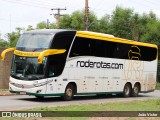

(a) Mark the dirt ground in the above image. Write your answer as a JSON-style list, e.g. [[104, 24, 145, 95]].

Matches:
[[0, 89, 16, 96]]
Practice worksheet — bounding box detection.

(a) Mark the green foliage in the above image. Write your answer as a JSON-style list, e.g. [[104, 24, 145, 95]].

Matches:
[[26, 25, 34, 31], [36, 21, 47, 29], [70, 11, 85, 30], [60, 10, 98, 31], [36, 21, 56, 29], [156, 82, 160, 90], [87, 11, 99, 32], [31, 99, 160, 111], [0, 39, 9, 48], [130, 13, 147, 41], [98, 14, 111, 33], [5, 27, 24, 47], [6, 32, 19, 47], [141, 20, 160, 44], [50, 23, 56, 29], [3, 6, 160, 48], [59, 14, 72, 29], [61, 7, 160, 44], [110, 6, 133, 39]]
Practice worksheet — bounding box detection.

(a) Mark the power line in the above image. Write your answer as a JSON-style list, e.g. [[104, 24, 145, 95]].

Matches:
[[21, 0, 54, 5], [16, 0, 53, 7], [145, 0, 160, 9], [0, 0, 51, 9], [92, 0, 105, 10]]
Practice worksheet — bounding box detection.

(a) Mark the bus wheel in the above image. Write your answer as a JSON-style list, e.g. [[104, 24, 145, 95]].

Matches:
[[131, 84, 140, 97], [123, 83, 131, 97], [62, 84, 74, 101]]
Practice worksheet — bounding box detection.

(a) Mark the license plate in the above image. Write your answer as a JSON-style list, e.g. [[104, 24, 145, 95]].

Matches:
[[20, 92, 26, 95]]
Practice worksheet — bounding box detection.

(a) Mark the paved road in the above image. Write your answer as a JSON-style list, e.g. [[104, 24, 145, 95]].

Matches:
[[0, 90, 160, 110]]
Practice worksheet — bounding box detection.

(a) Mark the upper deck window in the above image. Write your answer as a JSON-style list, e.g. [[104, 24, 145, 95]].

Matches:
[[16, 33, 54, 51]]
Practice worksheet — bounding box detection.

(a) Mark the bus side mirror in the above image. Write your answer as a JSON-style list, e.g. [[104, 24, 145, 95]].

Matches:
[[38, 49, 66, 64], [1, 48, 15, 61]]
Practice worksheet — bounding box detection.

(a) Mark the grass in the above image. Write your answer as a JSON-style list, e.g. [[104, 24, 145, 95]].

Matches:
[[30, 99, 160, 119], [31, 99, 160, 111], [0, 99, 160, 120]]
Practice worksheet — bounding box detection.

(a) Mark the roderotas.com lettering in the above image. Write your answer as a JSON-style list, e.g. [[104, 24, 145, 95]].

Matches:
[[76, 60, 123, 69]]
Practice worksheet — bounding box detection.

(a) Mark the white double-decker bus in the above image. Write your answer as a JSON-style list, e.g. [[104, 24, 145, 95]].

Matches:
[[1, 29, 158, 100]]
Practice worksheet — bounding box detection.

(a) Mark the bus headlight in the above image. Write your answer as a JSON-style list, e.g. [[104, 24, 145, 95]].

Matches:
[[33, 79, 53, 87]]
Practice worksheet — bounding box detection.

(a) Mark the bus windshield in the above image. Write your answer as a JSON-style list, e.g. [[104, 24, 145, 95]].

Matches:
[[11, 55, 47, 80], [16, 33, 54, 51]]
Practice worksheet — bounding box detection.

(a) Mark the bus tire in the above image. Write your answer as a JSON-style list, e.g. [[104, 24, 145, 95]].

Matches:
[[62, 84, 75, 101], [123, 83, 131, 97], [131, 83, 140, 97]]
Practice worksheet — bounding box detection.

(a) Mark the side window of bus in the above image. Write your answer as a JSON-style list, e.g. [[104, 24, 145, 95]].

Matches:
[[48, 54, 65, 77], [51, 34, 74, 51], [91, 40, 105, 57], [114, 43, 130, 59], [139, 46, 157, 61], [105, 41, 117, 58], [69, 37, 91, 57]]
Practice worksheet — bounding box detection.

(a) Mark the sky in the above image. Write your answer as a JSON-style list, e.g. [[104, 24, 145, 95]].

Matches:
[[0, 0, 160, 38]]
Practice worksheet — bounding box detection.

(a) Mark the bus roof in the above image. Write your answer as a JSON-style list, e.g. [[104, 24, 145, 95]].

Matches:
[[76, 31, 157, 49], [23, 29, 157, 48], [23, 29, 76, 34]]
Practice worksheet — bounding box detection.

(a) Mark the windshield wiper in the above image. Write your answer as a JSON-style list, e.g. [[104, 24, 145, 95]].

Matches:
[[33, 48, 44, 52], [31, 75, 44, 80], [11, 74, 22, 79]]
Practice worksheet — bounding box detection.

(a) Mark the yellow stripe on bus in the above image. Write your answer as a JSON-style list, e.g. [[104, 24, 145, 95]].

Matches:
[[13, 49, 66, 64], [1, 48, 15, 61], [14, 50, 41, 57], [38, 49, 66, 64]]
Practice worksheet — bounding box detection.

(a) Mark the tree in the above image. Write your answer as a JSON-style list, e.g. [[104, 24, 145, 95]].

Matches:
[[140, 20, 160, 44], [26, 25, 34, 31], [59, 10, 98, 31], [87, 11, 99, 32], [0, 39, 9, 48], [59, 14, 72, 29], [131, 13, 143, 41], [36, 21, 56, 29], [70, 10, 85, 30], [6, 27, 24, 47], [50, 23, 56, 29], [6, 32, 19, 47], [110, 6, 133, 39], [36, 21, 47, 29], [131, 11, 157, 41], [98, 14, 111, 34]]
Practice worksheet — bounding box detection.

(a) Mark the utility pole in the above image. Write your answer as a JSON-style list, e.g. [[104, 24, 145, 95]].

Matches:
[[51, 8, 66, 28], [85, 0, 89, 31], [46, 19, 50, 29]]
